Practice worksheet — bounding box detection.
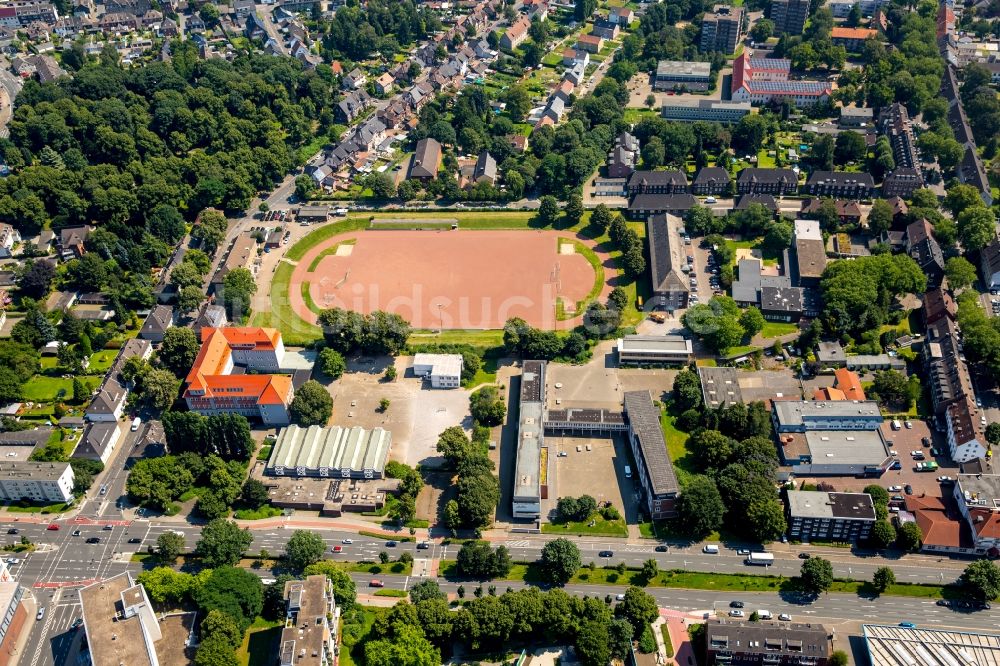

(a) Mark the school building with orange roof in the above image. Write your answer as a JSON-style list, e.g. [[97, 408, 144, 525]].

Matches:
[[184, 327, 293, 425]]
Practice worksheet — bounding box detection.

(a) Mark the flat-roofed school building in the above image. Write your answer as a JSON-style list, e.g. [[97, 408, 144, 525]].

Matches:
[[616, 335, 693, 365]]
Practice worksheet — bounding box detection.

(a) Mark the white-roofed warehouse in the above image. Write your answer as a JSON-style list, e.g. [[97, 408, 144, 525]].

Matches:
[[267, 424, 391, 479]]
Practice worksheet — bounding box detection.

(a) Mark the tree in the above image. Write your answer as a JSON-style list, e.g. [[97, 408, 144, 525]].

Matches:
[[871, 370, 914, 409], [750, 18, 774, 42], [437, 426, 472, 468], [194, 210, 228, 255], [985, 422, 1000, 446], [565, 192, 583, 226], [469, 386, 505, 426], [365, 624, 440, 666], [672, 369, 703, 412], [640, 558, 658, 584], [222, 267, 258, 321], [290, 380, 332, 426], [945, 256, 978, 291], [240, 479, 269, 510], [958, 206, 996, 251], [739, 307, 765, 338], [303, 560, 357, 609], [867, 199, 893, 236], [830, 651, 849, 666], [410, 579, 447, 604], [591, 204, 613, 231], [961, 560, 1000, 602], [675, 475, 725, 538], [194, 519, 253, 568], [576, 619, 611, 666], [193, 566, 264, 633], [799, 557, 834, 595], [318, 348, 347, 380], [137, 567, 195, 605], [200, 609, 242, 650], [872, 566, 896, 593], [285, 530, 326, 571], [139, 368, 180, 411], [156, 531, 185, 561], [616, 586, 659, 638], [19, 260, 55, 298], [159, 327, 199, 376], [834, 130, 867, 164], [502, 86, 531, 121], [575, 0, 597, 21], [178, 286, 204, 313], [869, 520, 897, 549], [539, 538, 581, 586], [945, 184, 984, 217], [897, 521, 923, 552], [538, 196, 559, 226]]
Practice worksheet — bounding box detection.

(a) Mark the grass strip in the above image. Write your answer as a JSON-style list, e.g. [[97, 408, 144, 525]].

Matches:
[[374, 589, 408, 597]]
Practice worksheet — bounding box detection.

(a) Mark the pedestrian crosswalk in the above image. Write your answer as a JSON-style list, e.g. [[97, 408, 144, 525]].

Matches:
[[505, 540, 531, 548]]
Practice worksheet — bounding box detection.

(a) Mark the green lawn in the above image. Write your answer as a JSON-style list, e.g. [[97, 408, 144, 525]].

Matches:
[[660, 410, 696, 487], [22, 375, 101, 403], [374, 589, 407, 597], [87, 350, 118, 373], [541, 512, 628, 537], [623, 108, 658, 124], [759, 321, 799, 339], [236, 618, 283, 666], [4, 502, 73, 514]]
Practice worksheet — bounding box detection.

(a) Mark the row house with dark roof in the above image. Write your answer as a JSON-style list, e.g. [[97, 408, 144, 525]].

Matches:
[[626, 170, 689, 195], [736, 167, 797, 195], [980, 238, 1000, 291], [878, 103, 924, 197], [906, 218, 945, 285], [804, 171, 875, 198], [734, 193, 778, 213], [800, 198, 862, 226], [692, 167, 731, 195], [942, 65, 993, 206]]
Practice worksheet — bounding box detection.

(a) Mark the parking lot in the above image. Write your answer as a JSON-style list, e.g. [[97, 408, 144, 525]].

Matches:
[[549, 434, 640, 523], [794, 419, 957, 500], [327, 357, 474, 469]]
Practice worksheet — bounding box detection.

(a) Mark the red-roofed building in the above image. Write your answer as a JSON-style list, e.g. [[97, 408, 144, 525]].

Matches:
[[184, 327, 293, 425], [834, 369, 866, 401], [953, 473, 1000, 557], [813, 386, 846, 400], [903, 495, 975, 555], [830, 26, 877, 51], [731, 52, 831, 107]]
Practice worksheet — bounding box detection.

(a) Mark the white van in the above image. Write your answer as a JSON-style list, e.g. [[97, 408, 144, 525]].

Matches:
[[703, 544, 720, 554], [131, 417, 142, 431], [891, 419, 901, 431], [624, 465, 632, 478], [758, 610, 773, 620]]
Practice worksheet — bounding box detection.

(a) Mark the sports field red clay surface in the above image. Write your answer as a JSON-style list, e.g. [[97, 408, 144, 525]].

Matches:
[[289, 229, 606, 329]]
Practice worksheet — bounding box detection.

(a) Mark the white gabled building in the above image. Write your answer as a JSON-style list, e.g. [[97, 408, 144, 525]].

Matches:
[[411, 353, 462, 388]]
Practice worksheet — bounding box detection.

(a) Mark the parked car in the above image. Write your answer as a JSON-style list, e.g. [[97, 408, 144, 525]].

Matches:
[[905, 484, 913, 495], [891, 495, 905, 501], [730, 601, 744, 608], [729, 610, 744, 617], [921, 437, 931, 447], [888, 485, 902, 492], [905, 421, 913, 429], [937, 476, 954, 483], [737, 549, 750, 556], [778, 614, 792, 621]]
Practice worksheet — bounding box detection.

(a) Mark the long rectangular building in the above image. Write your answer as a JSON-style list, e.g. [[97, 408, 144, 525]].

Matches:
[[267, 424, 391, 479], [772, 400, 883, 433], [0, 461, 74, 503], [786, 490, 876, 541], [864, 624, 1000, 666], [616, 335, 693, 365], [513, 360, 546, 520], [623, 391, 678, 520], [661, 99, 751, 123], [646, 213, 689, 311]]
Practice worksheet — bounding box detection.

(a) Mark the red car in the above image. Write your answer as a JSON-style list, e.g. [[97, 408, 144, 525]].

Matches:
[[332, 545, 343, 553], [369, 580, 384, 588], [46, 524, 59, 531]]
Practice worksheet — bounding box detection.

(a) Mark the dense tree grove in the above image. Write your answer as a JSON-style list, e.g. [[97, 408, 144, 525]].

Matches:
[[820, 254, 926, 339], [321, 0, 440, 62], [3, 50, 339, 257]]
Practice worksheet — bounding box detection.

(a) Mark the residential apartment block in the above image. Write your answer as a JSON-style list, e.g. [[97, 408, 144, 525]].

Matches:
[[700, 5, 743, 54], [805, 171, 875, 198], [706, 619, 831, 666], [279, 575, 339, 666], [184, 327, 293, 425], [769, 0, 809, 35], [786, 490, 876, 541], [952, 473, 1000, 557], [623, 391, 679, 519], [0, 462, 74, 504]]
